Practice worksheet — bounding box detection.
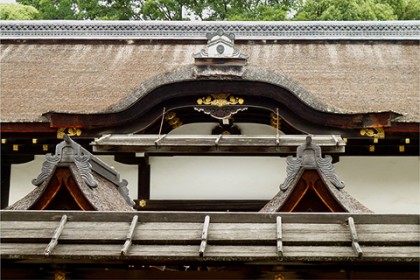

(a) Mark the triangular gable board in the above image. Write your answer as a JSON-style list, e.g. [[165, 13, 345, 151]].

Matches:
[[261, 136, 371, 213]]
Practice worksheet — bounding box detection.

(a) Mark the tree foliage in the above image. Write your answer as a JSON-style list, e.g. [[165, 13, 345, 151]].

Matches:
[[0, 3, 40, 20], [8, 0, 420, 20], [293, 0, 419, 20]]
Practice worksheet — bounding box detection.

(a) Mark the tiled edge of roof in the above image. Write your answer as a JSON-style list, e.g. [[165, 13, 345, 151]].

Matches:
[[1, 20, 419, 40]]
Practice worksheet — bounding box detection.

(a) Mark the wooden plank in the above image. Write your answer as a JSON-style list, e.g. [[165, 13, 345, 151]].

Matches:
[[2, 244, 419, 262], [199, 215, 210, 257], [121, 215, 139, 256], [357, 224, 420, 243], [1, 210, 419, 225]]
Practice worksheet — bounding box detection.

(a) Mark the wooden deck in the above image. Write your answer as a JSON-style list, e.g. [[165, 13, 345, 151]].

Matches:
[[1, 210, 418, 265]]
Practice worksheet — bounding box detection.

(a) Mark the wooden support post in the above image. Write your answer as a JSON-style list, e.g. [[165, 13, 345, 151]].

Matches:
[[214, 135, 222, 146], [114, 154, 150, 201], [1, 163, 11, 209], [276, 216, 283, 257], [348, 217, 363, 258], [199, 215, 210, 257], [45, 215, 67, 256], [121, 215, 139, 256], [138, 157, 150, 200], [154, 134, 166, 147]]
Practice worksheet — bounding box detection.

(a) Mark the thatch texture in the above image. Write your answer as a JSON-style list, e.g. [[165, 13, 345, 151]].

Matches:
[[1, 40, 418, 123]]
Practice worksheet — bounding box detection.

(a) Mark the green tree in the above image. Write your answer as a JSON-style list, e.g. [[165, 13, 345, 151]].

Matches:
[[293, 0, 419, 21], [13, 0, 420, 21], [0, 3, 40, 20]]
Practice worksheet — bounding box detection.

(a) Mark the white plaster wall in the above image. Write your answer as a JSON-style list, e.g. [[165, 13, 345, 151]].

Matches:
[[9, 155, 139, 204], [9, 154, 420, 214], [7, 123, 420, 214]]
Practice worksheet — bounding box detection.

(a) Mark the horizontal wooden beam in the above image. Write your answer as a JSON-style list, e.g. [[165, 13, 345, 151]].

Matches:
[[134, 200, 268, 212], [93, 134, 345, 154]]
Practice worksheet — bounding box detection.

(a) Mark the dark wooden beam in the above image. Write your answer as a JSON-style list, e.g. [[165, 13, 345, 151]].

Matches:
[[134, 199, 269, 212], [1, 163, 11, 209]]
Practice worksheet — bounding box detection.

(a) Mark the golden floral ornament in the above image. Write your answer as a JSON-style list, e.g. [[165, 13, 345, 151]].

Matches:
[[57, 127, 82, 139], [197, 94, 244, 107], [359, 127, 385, 139]]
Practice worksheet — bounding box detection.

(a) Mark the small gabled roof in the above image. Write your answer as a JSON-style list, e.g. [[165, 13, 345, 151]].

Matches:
[[7, 136, 134, 211], [261, 136, 371, 213]]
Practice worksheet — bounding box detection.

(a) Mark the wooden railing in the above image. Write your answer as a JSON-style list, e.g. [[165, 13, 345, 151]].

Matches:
[[1, 211, 418, 264]]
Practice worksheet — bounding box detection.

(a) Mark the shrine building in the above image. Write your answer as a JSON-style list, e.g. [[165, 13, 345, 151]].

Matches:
[[1, 20, 419, 279]]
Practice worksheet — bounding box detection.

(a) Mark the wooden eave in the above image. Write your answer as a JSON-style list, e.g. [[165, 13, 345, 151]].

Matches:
[[1, 210, 419, 264], [42, 80, 402, 135], [92, 134, 346, 154]]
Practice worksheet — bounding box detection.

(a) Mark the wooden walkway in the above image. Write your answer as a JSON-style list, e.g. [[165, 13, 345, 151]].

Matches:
[[1, 211, 418, 264]]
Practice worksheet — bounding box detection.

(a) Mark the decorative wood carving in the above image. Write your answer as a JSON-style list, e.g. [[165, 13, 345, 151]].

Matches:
[[32, 135, 97, 188], [281, 136, 344, 191]]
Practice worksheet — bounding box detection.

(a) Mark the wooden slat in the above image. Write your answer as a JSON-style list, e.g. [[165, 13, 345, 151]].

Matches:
[[121, 215, 139, 256], [276, 216, 283, 256], [348, 217, 363, 258], [199, 215, 210, 257], [44, 215, 67, 256]]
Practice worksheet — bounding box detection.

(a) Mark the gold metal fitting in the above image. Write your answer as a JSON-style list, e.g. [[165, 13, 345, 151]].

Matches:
[[43, 144, 49, 152], [399, 145, 405, 152], [32, 138, 38, 144], [405, 138, 410, 144], [57, 128, 82, 139], [360, 127, 385, 139], [1, 139, 6, 144], [13, 144, 19, 151], [369, 145, 375, 152], [139, 200, 147, 208]]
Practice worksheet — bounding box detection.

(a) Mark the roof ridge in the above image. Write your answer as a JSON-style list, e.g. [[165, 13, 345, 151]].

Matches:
[[1, 20, 419, 40]]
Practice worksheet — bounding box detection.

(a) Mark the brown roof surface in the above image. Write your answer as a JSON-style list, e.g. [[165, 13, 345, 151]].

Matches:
[[6, 136, 135, 211], [1, 40, 418, 123]]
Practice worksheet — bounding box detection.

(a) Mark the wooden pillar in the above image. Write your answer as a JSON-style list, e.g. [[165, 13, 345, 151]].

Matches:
[[114, 153, 151, 201], [137, 157, 150, 200], [1, 163, 11, 209]]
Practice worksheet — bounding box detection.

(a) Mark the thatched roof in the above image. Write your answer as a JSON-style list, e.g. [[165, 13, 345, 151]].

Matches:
[[7, 136, 135, 211], [1, 21, 419, 123], [260, 136, 371, 213]]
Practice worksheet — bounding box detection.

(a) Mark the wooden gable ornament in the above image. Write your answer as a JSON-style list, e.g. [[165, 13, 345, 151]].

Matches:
[[7, 135, 134, 211], [260, 136, 371, 213], [194, 29, 248, 75]]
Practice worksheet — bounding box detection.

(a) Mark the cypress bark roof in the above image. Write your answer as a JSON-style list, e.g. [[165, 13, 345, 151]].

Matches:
[[6, 136, 134, 211], [0, 21, 419, 123], [260, 136, 371, 213]]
